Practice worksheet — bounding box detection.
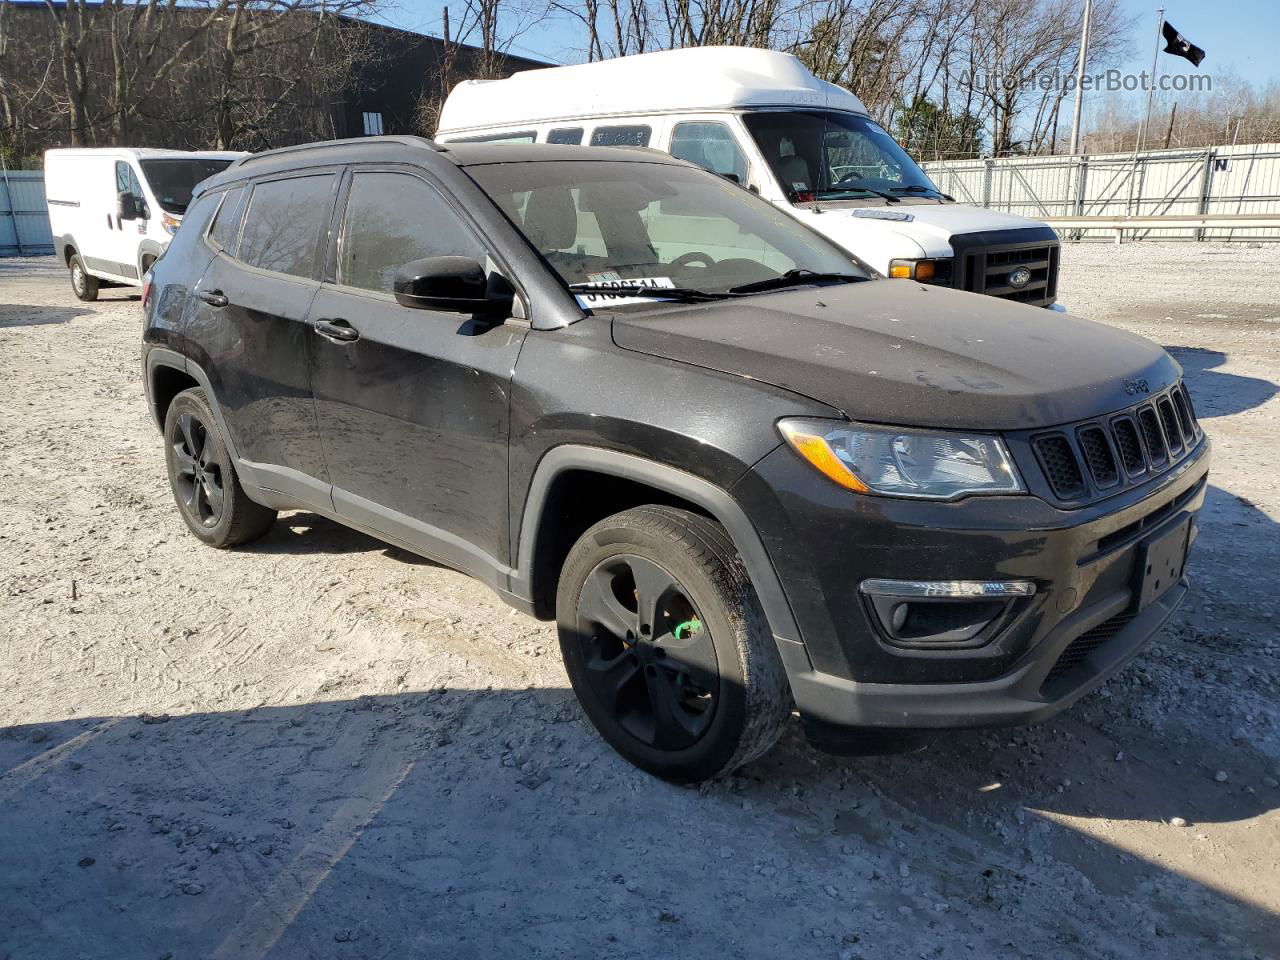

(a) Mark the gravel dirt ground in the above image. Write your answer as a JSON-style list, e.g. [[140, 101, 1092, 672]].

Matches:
[[1, 245, 1277, 960]]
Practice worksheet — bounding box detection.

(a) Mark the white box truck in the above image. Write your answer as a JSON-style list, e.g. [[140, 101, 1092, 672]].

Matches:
[[45, 147, 243, 301], [435, 47, 1063, 309]]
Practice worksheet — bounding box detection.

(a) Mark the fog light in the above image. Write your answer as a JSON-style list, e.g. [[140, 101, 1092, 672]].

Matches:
[[859, 579, 1034, 648]]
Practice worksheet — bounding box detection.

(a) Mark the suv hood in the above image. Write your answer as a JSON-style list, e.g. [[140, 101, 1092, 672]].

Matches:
[[611, 280, 1179, 431]]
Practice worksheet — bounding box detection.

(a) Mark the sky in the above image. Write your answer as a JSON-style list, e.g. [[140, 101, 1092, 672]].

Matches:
[[380, 0, 1276, 90], [1111, 0, 1275, 88]]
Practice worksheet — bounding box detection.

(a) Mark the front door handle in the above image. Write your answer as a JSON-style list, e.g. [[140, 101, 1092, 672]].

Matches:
[[315, 318, 360, 343], [197, 289, 229, 307]]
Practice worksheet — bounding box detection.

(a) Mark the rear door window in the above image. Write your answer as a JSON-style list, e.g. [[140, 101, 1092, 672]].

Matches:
[[237, 174, 335, 279], [590, 125, 651, 147], [337, 171, 486, 295]]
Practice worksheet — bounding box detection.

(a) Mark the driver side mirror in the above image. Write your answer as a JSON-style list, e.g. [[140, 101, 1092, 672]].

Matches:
[[393, 256, 513, 318], [117, 191, 142, 221]]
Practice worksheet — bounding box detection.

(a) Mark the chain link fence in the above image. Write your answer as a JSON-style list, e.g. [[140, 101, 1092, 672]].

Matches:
[[922, 143, 1280, 241]]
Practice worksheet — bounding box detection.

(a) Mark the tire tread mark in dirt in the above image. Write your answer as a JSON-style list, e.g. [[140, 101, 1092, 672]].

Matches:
[[0, 719, 122, 801]]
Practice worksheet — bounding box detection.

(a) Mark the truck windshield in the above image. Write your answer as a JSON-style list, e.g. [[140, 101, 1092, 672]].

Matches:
[[741, 111, 944, 204], [139, 158, 234, 215], [467, 159, 870, 302]]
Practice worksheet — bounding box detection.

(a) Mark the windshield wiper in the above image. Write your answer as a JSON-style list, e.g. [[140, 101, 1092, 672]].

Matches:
[[821, 183, 901, 203], [728, 269, 865, 295], [569, 284, 733, 303], [890, 185, 955, 201]]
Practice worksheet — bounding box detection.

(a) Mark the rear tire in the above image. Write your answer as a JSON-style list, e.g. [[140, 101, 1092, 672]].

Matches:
[[164, 388, 276, 547], [69, 254, 99, 302], [556, 505, 792, 783]]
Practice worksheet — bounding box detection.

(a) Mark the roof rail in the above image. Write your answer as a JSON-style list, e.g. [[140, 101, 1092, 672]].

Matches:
[[229, 135, 444, 169]]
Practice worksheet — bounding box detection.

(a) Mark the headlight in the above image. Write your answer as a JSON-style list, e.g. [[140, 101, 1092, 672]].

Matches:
[[888, 257, 951, 282], [162, 212, 182, 236], [777, 419, 1024, 499]]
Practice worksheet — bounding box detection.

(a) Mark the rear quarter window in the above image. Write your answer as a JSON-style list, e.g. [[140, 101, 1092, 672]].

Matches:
[[207, 186, 247, 253]]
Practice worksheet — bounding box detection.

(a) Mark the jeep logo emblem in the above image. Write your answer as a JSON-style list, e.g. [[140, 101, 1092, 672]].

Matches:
[[1007, 266, 1032, 289], [1124, 377, 1151, 395]]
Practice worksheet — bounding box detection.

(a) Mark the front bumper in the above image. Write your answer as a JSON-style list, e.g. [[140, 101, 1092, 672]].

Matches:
[[782, 577, 1187, 731], [731, 434, 1209, 731]]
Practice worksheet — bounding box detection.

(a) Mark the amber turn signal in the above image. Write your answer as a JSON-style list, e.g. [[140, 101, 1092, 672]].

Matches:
[[777, 423, 870, 494]]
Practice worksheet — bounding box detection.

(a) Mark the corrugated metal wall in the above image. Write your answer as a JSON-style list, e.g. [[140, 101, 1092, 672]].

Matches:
[[0, 171, 55, 256], [922, 143, 1280, 241]]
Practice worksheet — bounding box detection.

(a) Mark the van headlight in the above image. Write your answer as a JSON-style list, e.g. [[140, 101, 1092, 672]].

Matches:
[[778, 419, 1024, 499], [162, 212, 182, 236]]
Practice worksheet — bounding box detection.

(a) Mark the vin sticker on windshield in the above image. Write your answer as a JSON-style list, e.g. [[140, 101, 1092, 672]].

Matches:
[[572, 276, 675, 308]]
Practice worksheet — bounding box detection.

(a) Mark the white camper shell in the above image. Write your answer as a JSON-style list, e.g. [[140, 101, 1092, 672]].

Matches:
[[437, 47, 1062, 308], [45, 147, 243, 301]]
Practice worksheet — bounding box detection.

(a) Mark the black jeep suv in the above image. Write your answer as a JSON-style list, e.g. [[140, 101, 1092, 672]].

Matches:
[[142, 137, 1209, 782]]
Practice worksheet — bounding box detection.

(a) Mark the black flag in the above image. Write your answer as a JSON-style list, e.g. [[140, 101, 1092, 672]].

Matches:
[[1162, 20, 1206, 67]]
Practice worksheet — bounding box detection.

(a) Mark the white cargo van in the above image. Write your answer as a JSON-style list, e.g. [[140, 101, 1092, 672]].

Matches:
[[45, 147, 243, 301], [436, 47, 1063, 309]]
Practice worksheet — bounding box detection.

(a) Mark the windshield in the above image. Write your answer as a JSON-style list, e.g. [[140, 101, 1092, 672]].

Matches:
[[467, 160, 869, 304], [139, 158, 234, 214], [741, 111, 943, 203]]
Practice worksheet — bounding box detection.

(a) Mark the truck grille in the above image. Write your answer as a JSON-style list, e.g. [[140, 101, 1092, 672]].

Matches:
[[1029, 383, 1202, 503], [948, 229, 1060, 308]]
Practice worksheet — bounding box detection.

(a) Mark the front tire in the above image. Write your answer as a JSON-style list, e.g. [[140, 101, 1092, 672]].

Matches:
[[69, 254, 99, 302], [163, 388, 276, 547], [557, 506, 792, 782]]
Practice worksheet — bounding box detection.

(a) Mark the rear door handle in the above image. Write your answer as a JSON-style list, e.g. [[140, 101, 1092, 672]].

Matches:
[[315, 318, 360, 343], [197, 289, 229, 307]]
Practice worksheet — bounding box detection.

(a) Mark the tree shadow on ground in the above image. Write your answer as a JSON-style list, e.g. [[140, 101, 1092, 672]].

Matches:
[[1, 672, 1274, 958], [0, 304, 94, 328]]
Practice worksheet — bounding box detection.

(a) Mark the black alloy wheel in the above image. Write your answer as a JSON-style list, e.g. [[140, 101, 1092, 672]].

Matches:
[[162, 387, 276, 547], [573, 553, 719, 751], [171, 411, 225, 528]]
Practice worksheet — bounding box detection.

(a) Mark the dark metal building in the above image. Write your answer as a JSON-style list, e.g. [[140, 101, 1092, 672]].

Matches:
[[0, 1, 548, 158]]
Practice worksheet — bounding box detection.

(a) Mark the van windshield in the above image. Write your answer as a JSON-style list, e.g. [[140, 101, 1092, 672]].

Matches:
[[139, 158, 234, 215], [467, 159, 869, 303], [741, 111, 944, 204]]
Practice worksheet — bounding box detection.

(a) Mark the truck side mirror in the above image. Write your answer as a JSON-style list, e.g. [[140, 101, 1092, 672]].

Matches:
[[117, 192, 140, 221]]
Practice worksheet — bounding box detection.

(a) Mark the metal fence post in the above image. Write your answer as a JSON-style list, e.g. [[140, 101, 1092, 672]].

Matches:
[[1072, 157, 1088, 240], [0, 159, 26, 257], [982, 158, 993, 209], [1195, 149, 1215, 242]]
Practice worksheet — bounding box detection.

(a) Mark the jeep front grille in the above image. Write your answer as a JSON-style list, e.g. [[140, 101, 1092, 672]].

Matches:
[[1029, 383, 1202, 502]]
